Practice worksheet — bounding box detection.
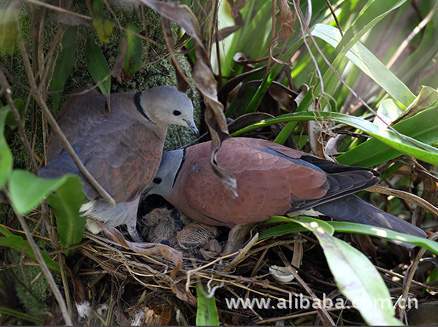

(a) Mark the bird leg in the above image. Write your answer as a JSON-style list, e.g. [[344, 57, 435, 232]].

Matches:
[[223, 223, 254, 255]]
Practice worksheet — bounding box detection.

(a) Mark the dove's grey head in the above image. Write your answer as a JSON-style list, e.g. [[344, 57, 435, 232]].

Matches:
[[146, 149, 184, 198], [140, 86, 198, 134]]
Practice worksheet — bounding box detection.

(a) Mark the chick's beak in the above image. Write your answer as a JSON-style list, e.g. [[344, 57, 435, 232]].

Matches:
[[184, 119, 199, 135]]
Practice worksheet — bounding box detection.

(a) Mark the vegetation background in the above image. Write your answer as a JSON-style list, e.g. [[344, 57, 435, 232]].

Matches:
[[0, 0, 437, 325]]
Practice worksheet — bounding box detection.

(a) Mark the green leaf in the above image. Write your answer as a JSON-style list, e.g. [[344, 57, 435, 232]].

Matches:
[[0, 306, 44, 325], [86, 38, 111, 95], [0, 107, 12, 188], [0, 225, 59, 272], [123, 24, 143, 77], [373, 99, 403, 128], [290, 216, 401, 326], [335, 0, 407, 59], [8, 171, 86, 254], [274, 90, 314, 144], [426, 267, 438, 285], [196, 284, 220, 326], [47, 176, 86, 255], [312, 23, 415, 107], [93, 18, 114, 44], [261, 218, 438, 255], [402, 85, 438, 119], [338, 89, 438, 166], [49, 27, 77, 111], [0, 3, 20, 56], [328, 221, 438, 254], [221, 1, 272, 77], [232, 111, 438, 165], [8, 170, 68, 215], [3, 99, 25, 129], [397, 4, 438, 85]]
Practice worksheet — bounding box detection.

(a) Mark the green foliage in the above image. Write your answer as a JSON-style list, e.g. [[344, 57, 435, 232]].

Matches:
[[91, 0, 114, 44], [289, 216, 401, 325], [261, 217, 438, 255], [0, 108, 12, 188], [86, 38, 111, 95], [93, 18, 114, 44], [0, 306, 43, 325], [9, 170, 67, 215], [338, 87, 438, 166], [196, 284, 220, 326], [123, 24, 144, 77], [49, 28, 77, 111], [312, 23, 416, 107], [8, 171, 86, 254], [1, 0, 437, 324], [0, 225, 59, 272], [47, 177, 86, 254], [0, 3, 19, 56], [232, 110, 438, 166]]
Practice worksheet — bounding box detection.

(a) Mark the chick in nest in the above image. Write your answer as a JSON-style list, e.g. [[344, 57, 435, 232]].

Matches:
[[176, 223, 222, 259], [141, 208, 222, 258], [141, 207, 183, 247]]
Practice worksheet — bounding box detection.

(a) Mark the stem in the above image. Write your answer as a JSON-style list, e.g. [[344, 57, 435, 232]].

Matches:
[[7, 192, 73, 325]]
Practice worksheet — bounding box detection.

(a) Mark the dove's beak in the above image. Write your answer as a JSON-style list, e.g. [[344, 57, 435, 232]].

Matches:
[[184, 119, 199, 135]]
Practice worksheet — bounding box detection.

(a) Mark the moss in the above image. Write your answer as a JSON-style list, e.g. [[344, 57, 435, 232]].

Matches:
[[8, 251, 50, 318]]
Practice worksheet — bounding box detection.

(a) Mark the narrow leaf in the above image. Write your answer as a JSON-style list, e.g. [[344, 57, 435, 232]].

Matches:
[[338, 95, 438, 167], [232, 111, 438, 165], [86, 38, 111, 95], [0, 2, 20, 56], [49, 27, 77, 111], [123, 24, 143, 77], [290, 216, 401, 325], [0, 107, 12, 188], [312, 23, 415, 107], [0, 306, 44, 325], [196, 284, 220, 326], [261, 218, 438, 255], [335, 0, 407, 58], [373, 99, 403, 129], [0, 225, 59, 272], [47, 176, 86, 254], [93, 18, 114, 44]]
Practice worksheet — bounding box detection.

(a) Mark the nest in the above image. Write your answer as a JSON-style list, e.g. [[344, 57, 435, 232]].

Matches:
[[74, 207, 437, 325]]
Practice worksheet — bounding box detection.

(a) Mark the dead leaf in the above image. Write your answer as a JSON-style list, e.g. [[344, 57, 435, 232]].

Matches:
[[217, 25, 241, 41], [161, 18, 190, 92], [277, 0, 294, 41], [268, 81, 298, 112], [99, 223, 183, 268], [171, 283, 196, 306]]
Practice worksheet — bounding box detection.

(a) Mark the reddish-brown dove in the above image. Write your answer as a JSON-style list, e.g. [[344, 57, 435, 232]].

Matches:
[[146, 137, 425, 238], [39, 86, 197, 241]]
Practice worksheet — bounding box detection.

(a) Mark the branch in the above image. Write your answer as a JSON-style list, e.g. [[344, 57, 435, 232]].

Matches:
[[6, 192, 73, 325], [367, 184, 438, 216]]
